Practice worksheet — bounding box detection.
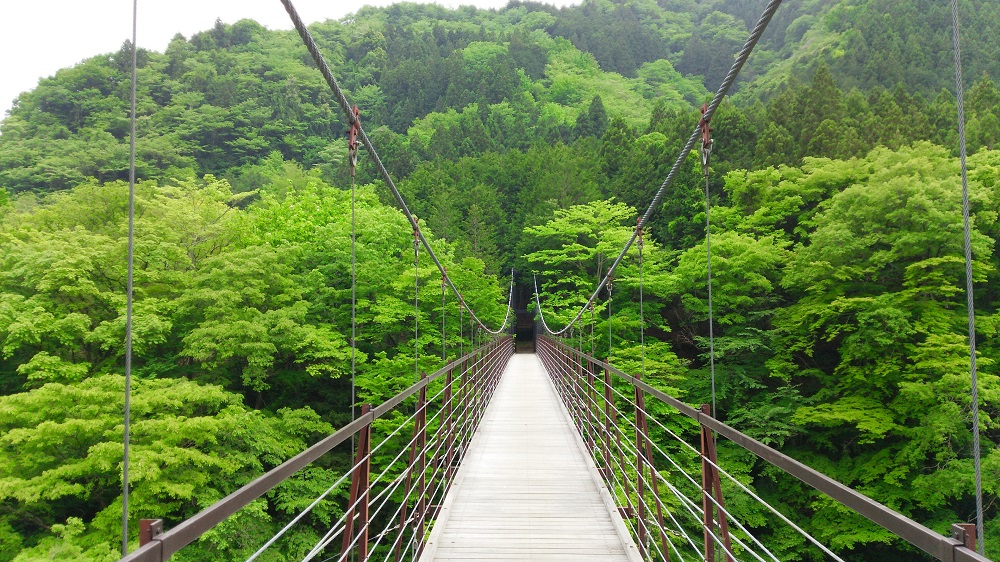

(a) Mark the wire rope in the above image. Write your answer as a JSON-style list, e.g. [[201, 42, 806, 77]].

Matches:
[[949, 0, 985, 552], [442, 278, 447, 361], [547, 343, 835, 561], [638, 225, 646, 377], [253, 363, 481, 560], [565, 359, 776, 562], [533, 0, 782, 337], [568, 345, 846, 561], [313, 366, 486, 561], [537, 346, 703, 558], [414, 231, 420, 384], [304, 357, 496, 561], [121, 0, 139, 555], [279, 0, 513, 335], [588, 384, 739, 562], [700, 119, 718, 419]]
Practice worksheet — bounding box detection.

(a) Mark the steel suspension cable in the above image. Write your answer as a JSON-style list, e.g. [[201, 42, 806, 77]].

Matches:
[[572, 345, 846, 560], [949, 0, 985, 553], [121, 0, 139, 555], [534, 0, 782, 337], [590, 302, 595, 357], [700, 111, 718, 419], [414, 231, 420, 383], [537, 345, 671, 554], [638, 225, 646, 376], [252, 364, 480, 561], [371, 367, 498, 560], [442, 279, 446, 361], [317, 359, 496, 561], [607, 272, 613, 360], [279, 0, 512, 335], [349, 108, 360, 439], [584, 385, 739, 562], [567, 362, 777, 562]]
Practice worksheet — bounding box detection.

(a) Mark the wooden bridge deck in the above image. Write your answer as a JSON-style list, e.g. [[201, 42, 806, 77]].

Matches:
[[422, 353, 639, 561]]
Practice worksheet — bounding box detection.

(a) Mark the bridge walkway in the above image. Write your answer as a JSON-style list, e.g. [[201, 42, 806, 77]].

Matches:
[[421, 352, 639, 561]]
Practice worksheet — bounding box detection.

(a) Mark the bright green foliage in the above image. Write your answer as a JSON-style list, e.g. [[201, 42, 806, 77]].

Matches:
[[1, 1, 999, 559], [0, 169, 511, 558], [0, 376, 331, 560], [762, 144, 1000, 553]]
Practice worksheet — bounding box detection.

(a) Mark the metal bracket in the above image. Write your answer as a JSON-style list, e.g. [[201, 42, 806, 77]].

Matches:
[[699, 102, 714, 176], [952, 523, 977, 551], [347, 105, 361, 177], [139, 519, 163, 547]]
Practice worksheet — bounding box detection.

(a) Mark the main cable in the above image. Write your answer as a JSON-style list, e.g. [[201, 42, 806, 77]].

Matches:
[[121, 0, 138, 555], [534, 0, 782, 336], [949, 0, 985, 552], [279, 0, 512, 335]]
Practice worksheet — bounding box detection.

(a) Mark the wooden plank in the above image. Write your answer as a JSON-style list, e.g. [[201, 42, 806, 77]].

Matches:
[[422, 353, 640, 561]]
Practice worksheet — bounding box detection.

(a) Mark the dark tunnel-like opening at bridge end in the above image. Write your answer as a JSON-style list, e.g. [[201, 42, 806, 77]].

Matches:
[[513, 282, 536, 353]]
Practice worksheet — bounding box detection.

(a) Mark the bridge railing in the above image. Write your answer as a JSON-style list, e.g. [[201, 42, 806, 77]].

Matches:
[[121, 336, 513, 562], [537, 335, 990, 562]]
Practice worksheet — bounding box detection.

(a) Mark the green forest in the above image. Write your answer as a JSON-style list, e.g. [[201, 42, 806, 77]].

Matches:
[[1, 0, 999, 559]]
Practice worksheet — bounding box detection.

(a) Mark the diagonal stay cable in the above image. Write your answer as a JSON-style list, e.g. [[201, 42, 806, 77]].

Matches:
[[308, 353, 504, 561], [567, 343, 845, 561], [641, 402, 847, 561], [589, 385, 743, 562], [568, 358, 778, 562], [565, 342, 845, 561], [537, 345, 703, 559], [534, 0, 783, 336], [279, 0, 513, 335], [249, 368, 474, 561]]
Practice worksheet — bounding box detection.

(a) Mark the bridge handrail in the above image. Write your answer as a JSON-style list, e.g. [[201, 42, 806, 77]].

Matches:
[[540, 335, 990, 562], [121, 336, 513, 562]]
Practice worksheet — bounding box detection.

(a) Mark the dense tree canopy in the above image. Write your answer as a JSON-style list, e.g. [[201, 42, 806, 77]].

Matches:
[[1, 0, 1000, 559]]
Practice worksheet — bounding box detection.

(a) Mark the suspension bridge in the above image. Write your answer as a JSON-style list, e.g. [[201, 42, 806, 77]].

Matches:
[[97, 0, 993, 559], [118, 334, 990, 562]]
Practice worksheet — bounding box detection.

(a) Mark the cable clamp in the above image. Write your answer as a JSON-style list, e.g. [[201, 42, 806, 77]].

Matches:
[[347, 105, 361, 178], [699, 102, 713, 177], [636, 220, 644, 264]]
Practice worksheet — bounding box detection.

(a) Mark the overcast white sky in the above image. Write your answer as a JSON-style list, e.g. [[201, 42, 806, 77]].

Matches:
[[0, 0, 578, 119]]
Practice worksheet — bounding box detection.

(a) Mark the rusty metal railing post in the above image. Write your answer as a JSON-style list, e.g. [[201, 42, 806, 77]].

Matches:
[[700, 404, 733, 562], [416, 372, 428, 558], [458, 352, 470, 461], [586, 358, 597, 454], [138, 519, 162, 547], [393, 374, 428, 562], [634, 377, 648, 558], [573, 345, 585, 434], [602, 367, 613, 482], [342, 403, 372, 560], [953, 523, 978, 552], [635, 372, 669, 560], [443, 367, 455, 490]]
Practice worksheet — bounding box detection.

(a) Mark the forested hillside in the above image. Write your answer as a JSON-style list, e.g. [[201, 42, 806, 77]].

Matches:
[[1, 0, 999, 559]]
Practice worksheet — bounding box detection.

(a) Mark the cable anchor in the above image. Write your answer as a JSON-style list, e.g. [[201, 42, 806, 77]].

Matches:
[[699, 102, 713, 178], [347, 105, 361, 178]]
